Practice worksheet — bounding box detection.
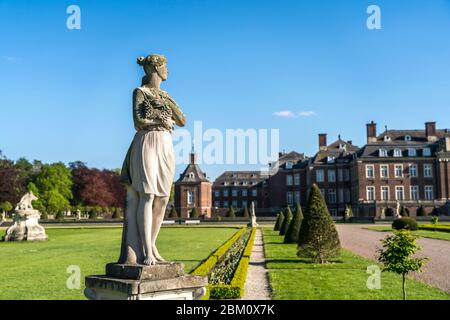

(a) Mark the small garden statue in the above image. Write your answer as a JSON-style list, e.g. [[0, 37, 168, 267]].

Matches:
[[248, 201, 258, 227], [3, 191, 48, 241]]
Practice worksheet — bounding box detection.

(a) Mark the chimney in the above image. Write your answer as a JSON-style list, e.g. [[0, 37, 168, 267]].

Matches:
[[319, 134, 327, 151], [190, 152, 197, 164], [347, 140, 353, 145], [366, 121, 377, 143], [425, 122, 437, 142]]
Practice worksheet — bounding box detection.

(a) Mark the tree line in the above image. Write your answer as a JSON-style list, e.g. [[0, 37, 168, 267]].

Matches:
[[0, 151, 126, 218]]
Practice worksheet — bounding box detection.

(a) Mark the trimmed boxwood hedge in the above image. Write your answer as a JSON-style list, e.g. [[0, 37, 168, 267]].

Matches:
[[392, 217, 419, 231], [191, 227, 245, 277], [419, 224, 450, 233], [209, 228, 256, 299], [191, 227, 257, 300]]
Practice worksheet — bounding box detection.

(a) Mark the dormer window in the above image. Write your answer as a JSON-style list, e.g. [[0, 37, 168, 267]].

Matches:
[[223, 182, 229, 186], [379, 149, 388, 157], [327, 156, 335, 163], [286, 161, 293, 169], [405, 135, 412, 141], [393, 149, 402, 157], [408, 148, 417, 157], [423, 148, 431, 157], [188, 172, 195, 179], [242, 181, 248, 186], [339, 144, 346, 151], [384, 136, 392, 142]]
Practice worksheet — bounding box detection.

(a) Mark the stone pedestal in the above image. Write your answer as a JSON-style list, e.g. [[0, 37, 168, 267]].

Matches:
[[84, 262, 208, 300], [3, 209, 48, 241]]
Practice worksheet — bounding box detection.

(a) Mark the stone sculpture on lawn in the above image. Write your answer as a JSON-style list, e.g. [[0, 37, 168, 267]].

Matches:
[[84, 54, 207, 300], [3, 191, 48, 241]]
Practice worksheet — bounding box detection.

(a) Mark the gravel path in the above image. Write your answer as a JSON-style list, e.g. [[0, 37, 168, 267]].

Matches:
[[242, 228, 271, 300], [336, 224, 450, 293]]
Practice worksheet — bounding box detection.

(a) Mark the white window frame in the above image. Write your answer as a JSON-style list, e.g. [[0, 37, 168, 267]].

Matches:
[[232, 189, 238, 197], [366, 186, 375, 201], [242, 200, 248, 209], [410, 185, 419, 201], [286, 175, 293, 186], [381, 186, 390, 201], [423, 148, 431, 157], [286, 192, 294, 205], [424, 164, 433, 178], [395, 164, 403, 178], [252, 189, 257, 197], [294, 174, 300, 186], [366, 165, 375, 178], [394, 149, 402, 157], [242, 189, 248, 197], [316, 169, 325, 183], [380, 165, 389, 178], [187, 190, 194, 205], [214, 190, 220, 197], [409, 164, 418, 178], [328, 170, 336, 183], [285, 161, 293, 169], [328, 189, 337, 203], [408, 148, 417, 157], [223, 189, 229, 197], [223, 200, 229, 208], [425, 185, 434, 201], [379, 149, 388, 157], [395, 186, 405, 201]]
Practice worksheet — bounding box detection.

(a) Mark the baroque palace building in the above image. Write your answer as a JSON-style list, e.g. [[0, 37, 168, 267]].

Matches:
[[175, 122, 450, 218]]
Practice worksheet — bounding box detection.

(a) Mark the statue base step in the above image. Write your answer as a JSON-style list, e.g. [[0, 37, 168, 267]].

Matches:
[[84, 262, 208, 300]]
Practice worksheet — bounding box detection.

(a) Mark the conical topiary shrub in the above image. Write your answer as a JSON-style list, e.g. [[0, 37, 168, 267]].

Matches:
[[279, 207, 293, 236], [169, 206, 179, 218], [274, 212, 283, 231], [400, 206, 409, 217], [226, 207, 236, 218], [297, 184, 341, 263], [190, 207, 199, 218], [416, 206, 427, 217], [284, 203, 304, 243]]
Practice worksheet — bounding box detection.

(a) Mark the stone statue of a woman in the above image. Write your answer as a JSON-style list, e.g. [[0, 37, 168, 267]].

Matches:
[[118, 54, 185, 266]]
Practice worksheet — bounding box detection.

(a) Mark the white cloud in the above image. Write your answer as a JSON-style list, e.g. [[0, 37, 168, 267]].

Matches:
[[273, 110, 296, 118], [298, 111, 316, 117]]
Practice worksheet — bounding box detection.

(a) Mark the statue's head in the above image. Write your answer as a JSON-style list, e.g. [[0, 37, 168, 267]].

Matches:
[[137, 54, 168, 83]]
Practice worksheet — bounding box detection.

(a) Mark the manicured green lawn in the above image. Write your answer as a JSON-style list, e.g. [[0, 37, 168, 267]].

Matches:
[[263, 229, 450, 300], [0, 226, 237, 300], [366, 226, 450, 241]]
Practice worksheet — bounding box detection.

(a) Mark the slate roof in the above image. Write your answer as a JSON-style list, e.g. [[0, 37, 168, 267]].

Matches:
[[358, 128, 450, 158], [175, 162, 210, 184], [269, 151, 308, 170], [375, 129, 449, 143], [213, 171, 269, 187], [312, 139, 359, 164]]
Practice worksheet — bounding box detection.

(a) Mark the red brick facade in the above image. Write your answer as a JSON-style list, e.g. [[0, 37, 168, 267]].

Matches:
[[182, 122, 450, 218]]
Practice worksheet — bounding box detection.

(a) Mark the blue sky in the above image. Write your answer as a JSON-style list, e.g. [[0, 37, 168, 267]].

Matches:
[[1, 0, 450, 180]]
